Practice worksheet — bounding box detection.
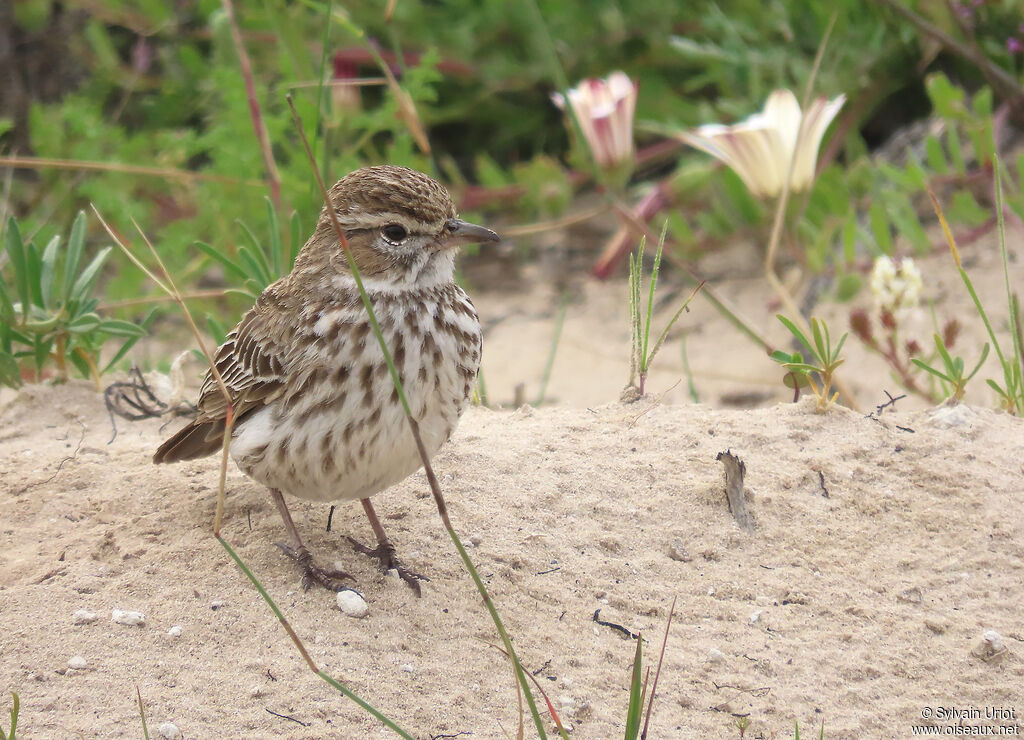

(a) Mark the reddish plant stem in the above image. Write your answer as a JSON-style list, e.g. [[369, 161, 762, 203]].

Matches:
[[221, 0, 282, 209]]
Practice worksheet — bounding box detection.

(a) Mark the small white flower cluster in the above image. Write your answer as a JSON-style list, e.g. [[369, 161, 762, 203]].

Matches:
[[871, 255, 923, 314]]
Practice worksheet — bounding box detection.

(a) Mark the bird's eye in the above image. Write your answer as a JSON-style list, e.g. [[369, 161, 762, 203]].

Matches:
[[381, 224, 408, 244]]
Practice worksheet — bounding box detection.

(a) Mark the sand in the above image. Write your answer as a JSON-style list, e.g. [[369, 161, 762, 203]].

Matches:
[[1, 229, 1023, 739]]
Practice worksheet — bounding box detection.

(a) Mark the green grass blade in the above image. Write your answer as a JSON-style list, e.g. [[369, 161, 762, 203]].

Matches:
[[534, 295, 568, 405], [641, 223, 669, 364], [624, 637, 644, 740], [217, 537, 416, 739], [265, 197, 282, 279]]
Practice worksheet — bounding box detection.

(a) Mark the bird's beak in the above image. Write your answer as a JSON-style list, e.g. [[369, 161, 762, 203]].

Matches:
[[442, 218, 500, 248]]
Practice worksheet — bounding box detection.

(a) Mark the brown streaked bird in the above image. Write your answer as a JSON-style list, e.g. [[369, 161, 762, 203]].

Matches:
[[154, 165, 499, 595]]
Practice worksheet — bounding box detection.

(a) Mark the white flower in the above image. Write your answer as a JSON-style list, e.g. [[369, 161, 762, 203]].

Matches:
[[552, 71, 638, 171], [871, 255, 923, 313], [677, 89, 845, 198]]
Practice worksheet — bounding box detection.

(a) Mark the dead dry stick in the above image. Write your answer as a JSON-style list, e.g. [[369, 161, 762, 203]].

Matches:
[[716, 450, 753, 532]]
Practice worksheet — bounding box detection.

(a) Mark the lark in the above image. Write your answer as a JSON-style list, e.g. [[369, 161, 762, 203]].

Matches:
[[154, 166, 498, 595]]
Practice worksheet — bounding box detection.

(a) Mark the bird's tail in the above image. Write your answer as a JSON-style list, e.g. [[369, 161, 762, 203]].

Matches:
[[153, 419, 227, 463]]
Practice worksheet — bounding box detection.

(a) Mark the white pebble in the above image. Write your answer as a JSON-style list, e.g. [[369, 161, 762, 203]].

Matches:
[[72, 609, 98, 625], [112, 609, 146, 627], [67, 656, 88, 671], [157, 721, 181, 739], [167, 625, 182, 637], [250, 686, 264, 698], [708, 647, 726, 664], [559, 695, 575, 709], [336, 589, 368, 618], [982, 630, 1004, 652], [750, 610, 762, 624], [401, 664, 415, 673]]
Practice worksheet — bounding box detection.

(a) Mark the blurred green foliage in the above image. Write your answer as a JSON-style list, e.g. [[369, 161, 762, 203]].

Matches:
[[0, 0, 1021, 367]]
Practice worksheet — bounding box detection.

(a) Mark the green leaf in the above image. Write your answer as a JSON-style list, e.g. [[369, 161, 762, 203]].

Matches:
[[67, 313, 102, 333], [69, 247, 112, 306], [26, 240, 44, 308], [102, 308, 157, 374], [624, 636, 644, 740], [40, 235, 61, 310], [0, 275, 14, 323], [62, 212, 87, 304], [4, 217, 30, 319], [776, 315, 814, 359], [868, 201, 892, 255], [965, 343, 990, 381], [924, 135, 947, 174], [912, 358, 953, 383], [196, 241, 248, 280], [835, 273, 861, 301], [96, 319, 147, 337], [266, 197, 282, 280], [0, 350, 21, 389]]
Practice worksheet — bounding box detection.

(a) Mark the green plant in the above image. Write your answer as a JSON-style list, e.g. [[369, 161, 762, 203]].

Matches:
[[930, 160, 1024, 413], [196, 198, 304, 301], [771, 315, 848, 412], [0, 692, 17, 740], [911, 333, 989, 403], [0, 212, 148, 388], [625, 223, 703, 399]]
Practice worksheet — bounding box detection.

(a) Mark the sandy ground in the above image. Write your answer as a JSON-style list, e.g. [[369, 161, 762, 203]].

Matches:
[[2, 228, 1023, 739]]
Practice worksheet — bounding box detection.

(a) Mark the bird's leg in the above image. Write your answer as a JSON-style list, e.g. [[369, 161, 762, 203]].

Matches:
[[348, 497, 427, 596], [269, 488, 354, 592]]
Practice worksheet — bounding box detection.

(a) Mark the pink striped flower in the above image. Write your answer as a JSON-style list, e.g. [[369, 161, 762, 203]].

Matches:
[[552, 72, 638, 173], [678, 89, 845, 198]]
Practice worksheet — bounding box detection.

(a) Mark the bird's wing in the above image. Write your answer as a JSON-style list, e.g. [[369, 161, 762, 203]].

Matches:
[[193, 304, 288, 424]]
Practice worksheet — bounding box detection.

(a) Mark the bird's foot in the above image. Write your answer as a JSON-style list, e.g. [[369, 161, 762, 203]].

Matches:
[[275, 542, 355, 592], [347, 537, 427, 596]]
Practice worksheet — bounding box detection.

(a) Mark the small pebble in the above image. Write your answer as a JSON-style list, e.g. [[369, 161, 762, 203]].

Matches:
[[972, 630, 1007, 661], [250, 686, 264, 698], [336, 589, 369, 618], [401, 664, 415, 673], [72, 609, 98, 625], [167, 625, 183, 637], [559, 695, 575, 711], [210, 600, 226, 611], [67, 656, 88, 671], [924, 618, 948, 635], [708, 647, 726, 664], [112, 609, 146, 627], [468, 533, 483, 547], [749, 610, 762, 624], [668, 539, 692, 562], [157, 721, 181, 739]]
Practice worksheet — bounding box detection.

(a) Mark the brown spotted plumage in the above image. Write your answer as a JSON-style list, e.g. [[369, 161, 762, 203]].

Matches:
[[154, 166, 498, 594]]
